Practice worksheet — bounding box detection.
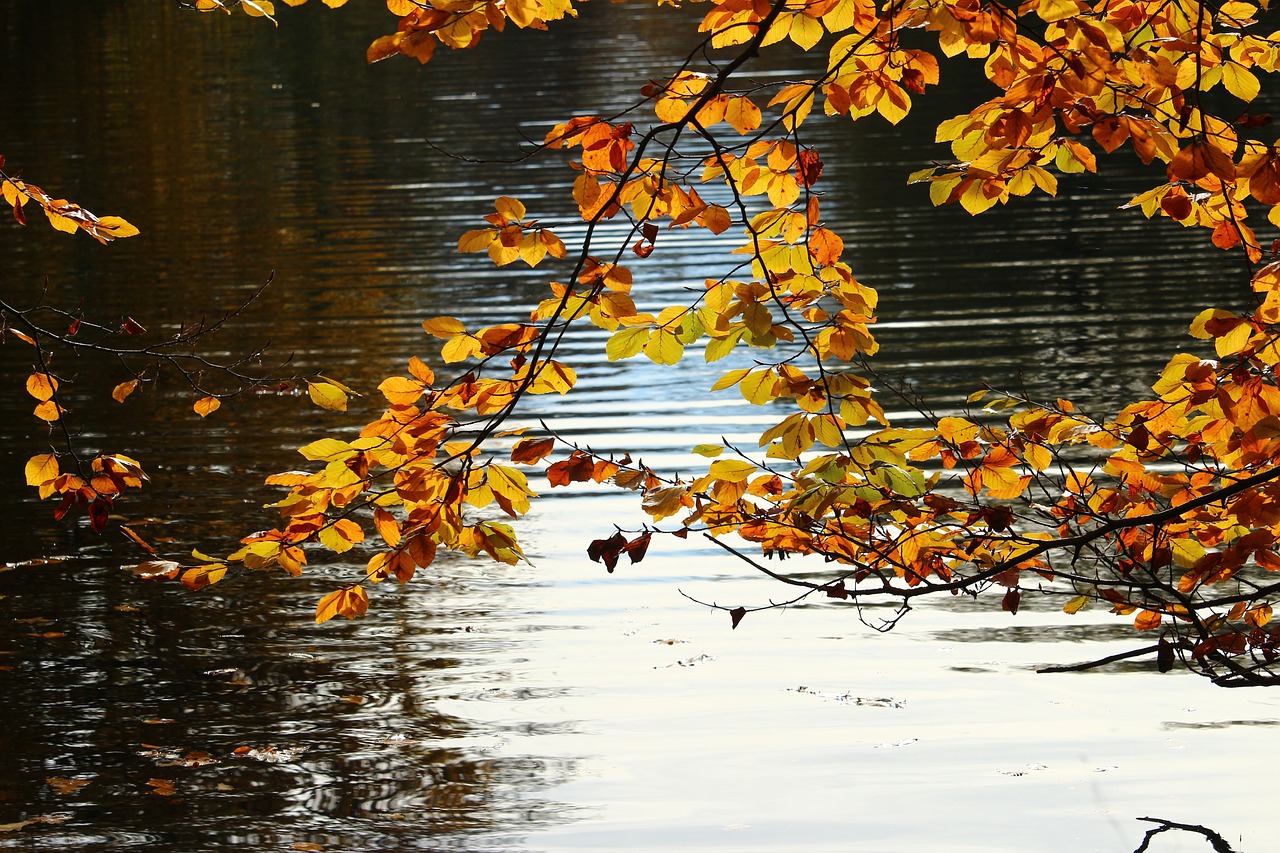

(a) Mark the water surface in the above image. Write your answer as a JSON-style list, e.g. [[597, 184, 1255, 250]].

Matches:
[[0, 3, 1275, 852]]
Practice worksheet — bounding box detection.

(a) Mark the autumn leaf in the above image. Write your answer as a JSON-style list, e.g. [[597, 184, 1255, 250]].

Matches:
[[181, 564, 228, 591], [194, 396, 221, 417], [46, 777, 92, 795], [307, 381, 348, 412], [112, 379, 139, 402], [511, 437, 555, 464], [1134, 609, 1163, 631], [422, 316, 467, 338], [25, 371, 57, 401], [315, 585, 369, 624], [24, 453, 59, 487]]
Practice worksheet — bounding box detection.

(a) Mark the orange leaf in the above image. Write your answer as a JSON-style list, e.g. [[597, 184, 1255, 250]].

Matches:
[[1133, 609, 1162, 631], [112, 379, 139, 403], [194, 396, 221, 417], [315, 586, 369, 624], [808, 228, 843, 266], [181, 564, 228, 591], [25, 371, 57, 401], [378, 375, 425, 406], [1167, 140, 1235, 183], [24, 453, 59, 487]]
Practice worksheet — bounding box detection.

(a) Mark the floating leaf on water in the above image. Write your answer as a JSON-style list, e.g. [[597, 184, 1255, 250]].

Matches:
[[45, 777, 91, 795], [0, 813, 72, 833], [146, 778, 177, 796]]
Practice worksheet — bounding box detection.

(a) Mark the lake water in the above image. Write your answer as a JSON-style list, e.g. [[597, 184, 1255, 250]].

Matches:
[[0, 3, 1277, 852]]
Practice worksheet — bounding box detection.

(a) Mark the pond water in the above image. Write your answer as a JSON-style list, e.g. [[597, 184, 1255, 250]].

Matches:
[[0, 3, 1277, 852]]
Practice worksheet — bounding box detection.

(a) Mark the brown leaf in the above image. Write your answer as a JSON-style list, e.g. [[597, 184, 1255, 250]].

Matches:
[[1001, 587, 1020, 614], [588, 531, 627, 572], [511, 437, 555, 465], [45, 777, 91, 795], [146, 778, 176, 796], [132, 560, 182, 581]]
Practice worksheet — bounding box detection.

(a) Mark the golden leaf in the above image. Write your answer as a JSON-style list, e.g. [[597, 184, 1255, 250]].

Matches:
[[24, 453, 59, 487], [307, 381, 348, 412], [422, 316, 467, 338], [112, 379, 139, 403]]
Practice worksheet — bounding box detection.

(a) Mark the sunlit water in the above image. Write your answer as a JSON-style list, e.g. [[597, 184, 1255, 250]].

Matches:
[[0, 3, 1276, 852]]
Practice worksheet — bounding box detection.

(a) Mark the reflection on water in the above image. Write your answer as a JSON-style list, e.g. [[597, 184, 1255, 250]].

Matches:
[[0, 1, 1277, 851]]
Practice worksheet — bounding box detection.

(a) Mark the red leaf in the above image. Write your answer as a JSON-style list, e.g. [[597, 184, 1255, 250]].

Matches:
[[1001, 587, 1020, 614], [122, 317, 146, 335], [624, 532, 651, 564], [1160, 191, 1192, 221], [729, 607, 747, 629], [546, 451, 596, 487], [89, 497, 111, 533]]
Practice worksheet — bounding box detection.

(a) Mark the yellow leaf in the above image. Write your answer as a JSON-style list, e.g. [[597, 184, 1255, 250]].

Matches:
[[441, 335, 481, 362], [643, 329, 684, 365], [240, 0, 277, 19], [1223, 63, 1260, 102], [44, 209, 78, 234], [422, 316, 467, 338], [1063, 594, 1090, 614], [1036, 0, 1083, 20], [25, 453, 59, 487], [1215, 322, 1253, 358], [711, 368, 751, 391], [95, 216, 140, 239], [1024, 443, 1052, 472], [606, 327, 648, 361], [708, 459, 757, 482], [297, 438, 354, 461], [308, 381, 348, 412], [740, 369, 778, 404], [193, 396, 221, 417], [457, 229, 495, 253], [1171, 538, 1205, 569], [529, 360, 576, 394], [788, 14, 824, 50]]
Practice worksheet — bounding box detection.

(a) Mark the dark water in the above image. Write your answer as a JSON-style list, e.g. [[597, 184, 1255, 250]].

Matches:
[[0, 3, 1275, 852]]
